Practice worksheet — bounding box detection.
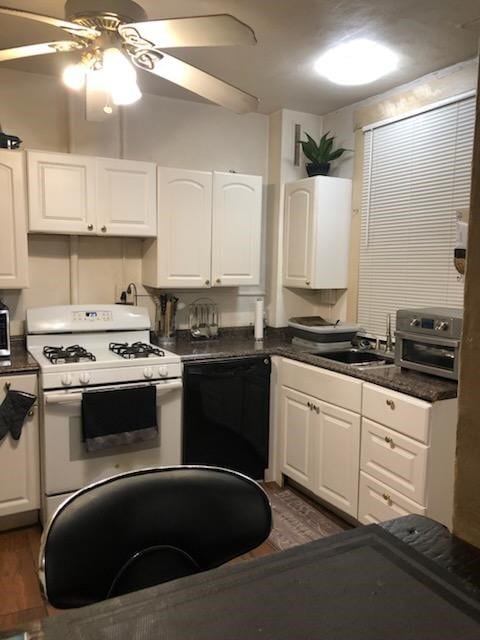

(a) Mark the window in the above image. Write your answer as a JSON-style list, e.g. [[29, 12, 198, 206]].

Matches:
[[357, 95, 475, 337]]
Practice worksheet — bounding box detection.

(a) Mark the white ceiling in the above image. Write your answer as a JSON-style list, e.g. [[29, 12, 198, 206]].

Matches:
[[0, 0, 479, 115]]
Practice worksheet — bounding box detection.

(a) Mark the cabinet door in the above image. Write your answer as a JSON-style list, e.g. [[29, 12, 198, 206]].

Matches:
[[155, 168, 212, 288], [311, 401, 360, 517], [211, 172, 262, 286], [358, 471, 426, 525], [27, 150, 96, 234], [283, 180, 315, 288], [0, 375, 40, 517], [0, 151, 29, 288], [279, 386, 315, 490], [96, 158, 157, 237]]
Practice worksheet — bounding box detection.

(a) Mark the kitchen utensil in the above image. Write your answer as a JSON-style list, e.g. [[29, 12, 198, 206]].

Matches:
[[156, 293, 178, 344], [188, 298, 218, 340]]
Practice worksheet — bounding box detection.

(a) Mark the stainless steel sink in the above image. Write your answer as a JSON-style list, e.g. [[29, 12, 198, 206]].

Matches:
[[308, 349, 394, 367]]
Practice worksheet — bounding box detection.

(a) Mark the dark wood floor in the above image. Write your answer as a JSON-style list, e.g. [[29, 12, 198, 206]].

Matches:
[[0, 483, 350, 633]]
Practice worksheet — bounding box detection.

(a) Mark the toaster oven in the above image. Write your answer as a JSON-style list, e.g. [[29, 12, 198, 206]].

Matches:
[[394, 307, 462, 380], [0, 302, 10, 357]]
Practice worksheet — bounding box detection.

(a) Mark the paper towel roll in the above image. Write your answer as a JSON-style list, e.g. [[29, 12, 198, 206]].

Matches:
[[254, 298, 264, 341]]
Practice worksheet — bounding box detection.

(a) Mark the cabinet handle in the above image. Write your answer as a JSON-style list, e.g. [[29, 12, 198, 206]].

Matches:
[[382, 493, 393, 506], [205, 279, 210, 286], [4, 381, 11, 391], [87, 224, 94, 231], [314, 405, 320, 414], [28, 408, 34, 417], [101, 225, 107, 233], [386, 399, 395, 410], [307, 401, 312, 409], [216, 278, 221, 284], [384, 436, 395, 448], [306, 280, 310, 286]]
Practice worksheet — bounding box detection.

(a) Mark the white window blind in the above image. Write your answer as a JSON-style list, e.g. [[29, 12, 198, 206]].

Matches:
[[358, 95, 475, 337]]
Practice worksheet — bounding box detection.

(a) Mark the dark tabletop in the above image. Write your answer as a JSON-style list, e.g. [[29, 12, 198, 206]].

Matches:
[[5, 516, 480, 640], [0, 337, 39, 375], [158, 328, 458, 402]]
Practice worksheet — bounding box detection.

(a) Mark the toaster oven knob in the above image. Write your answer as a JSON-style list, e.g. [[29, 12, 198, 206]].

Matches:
[[436, 321, 449, 331], [79, 372, 90, 385], [410, 318, 420, 327], [158, 366, 168, 378], [61, 374, 73, 387], [143, 367, 154, 379]]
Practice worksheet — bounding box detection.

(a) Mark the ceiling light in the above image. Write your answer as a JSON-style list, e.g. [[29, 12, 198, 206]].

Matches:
[[62, 63, 86, 90], [103, 47, 142, 106], [315, 39, 398, 86]]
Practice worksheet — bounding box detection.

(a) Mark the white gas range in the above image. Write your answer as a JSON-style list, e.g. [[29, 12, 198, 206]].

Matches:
[[26, 305, 183, 526]]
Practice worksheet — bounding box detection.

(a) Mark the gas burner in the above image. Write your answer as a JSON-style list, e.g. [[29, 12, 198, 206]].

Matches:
[[109, 342, 165, 360], [43, 345, 97, 365]]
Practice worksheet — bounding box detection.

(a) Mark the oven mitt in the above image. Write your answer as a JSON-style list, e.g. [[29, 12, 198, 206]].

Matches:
[[0, 389, 36, 441]]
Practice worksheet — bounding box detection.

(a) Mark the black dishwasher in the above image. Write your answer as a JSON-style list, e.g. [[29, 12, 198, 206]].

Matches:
[[182, 356, 271, 479]]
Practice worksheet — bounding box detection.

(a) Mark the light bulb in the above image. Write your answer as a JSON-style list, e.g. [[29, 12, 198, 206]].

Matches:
[[103, 47, 142, 105], [314, 39, 398, 86], [62, 63, 86, 90]]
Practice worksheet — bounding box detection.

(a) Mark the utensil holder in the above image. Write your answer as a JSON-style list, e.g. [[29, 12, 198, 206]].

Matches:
[[189, 298, 218, 340]]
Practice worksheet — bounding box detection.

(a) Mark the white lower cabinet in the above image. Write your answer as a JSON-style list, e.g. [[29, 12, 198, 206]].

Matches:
[[0, 374, 40, 518], [277, 359, 458, 528]]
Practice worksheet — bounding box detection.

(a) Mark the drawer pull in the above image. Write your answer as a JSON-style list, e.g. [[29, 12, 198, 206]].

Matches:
[[386, 399, 395, 410], [382, 493, 393, 506], [27, 409, 34, 417], [4, 381, 11, 391], [314, 405, 320, 414], [384, 436, 395, 448], [307, 401, 312, 409]]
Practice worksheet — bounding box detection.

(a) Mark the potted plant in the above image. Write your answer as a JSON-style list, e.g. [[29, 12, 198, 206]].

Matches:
[[301, 131, 350, 177]]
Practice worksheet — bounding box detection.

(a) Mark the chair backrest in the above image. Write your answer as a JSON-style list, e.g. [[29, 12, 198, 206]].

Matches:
[[39, 466, 272, 608]]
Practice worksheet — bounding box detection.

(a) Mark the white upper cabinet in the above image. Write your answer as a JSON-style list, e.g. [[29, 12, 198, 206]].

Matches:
[[283, 176, 352, 289], [28, 150, 96, 234], [27, 150, 156, 237], [212, 172, 262, 287], [142, 168, 263, 289], [96, 158, 156, 237], [0, 150, 29, 289], [143, 168, 212, 288]]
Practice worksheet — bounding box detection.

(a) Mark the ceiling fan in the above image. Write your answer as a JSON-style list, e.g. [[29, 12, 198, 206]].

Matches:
[[0, 0, 259, 120]]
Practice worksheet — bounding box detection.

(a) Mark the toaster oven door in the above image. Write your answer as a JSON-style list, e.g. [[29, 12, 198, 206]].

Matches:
[[395, 331, 460, 380], [0, 311, 10, 357]]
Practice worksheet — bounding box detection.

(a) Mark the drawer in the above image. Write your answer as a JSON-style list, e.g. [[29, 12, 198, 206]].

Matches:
[[360, 418, 428, 504], [281, 358, 362, 413], [0, 373, 37, 402], [362, 383, 431, 443], [358, 471, 426, 524]]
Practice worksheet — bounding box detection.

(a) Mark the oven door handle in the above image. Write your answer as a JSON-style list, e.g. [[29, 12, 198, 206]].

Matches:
[[44, 380, 183, 406]]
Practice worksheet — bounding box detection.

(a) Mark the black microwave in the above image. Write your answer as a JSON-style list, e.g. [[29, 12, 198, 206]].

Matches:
[[0, 302, 10, 357]]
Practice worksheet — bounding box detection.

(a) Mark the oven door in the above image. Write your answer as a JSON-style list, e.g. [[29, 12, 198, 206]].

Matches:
[[395, 331, 460, 380], [41, 379, 182, 497]]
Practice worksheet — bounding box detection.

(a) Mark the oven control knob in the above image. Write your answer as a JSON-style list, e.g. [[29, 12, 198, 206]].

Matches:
[[143, 367, 154, 379], [79, 372, 90, 385], [158, 366, 168, 378], [410, 318, 420, 327], [61, 374, 72, 387], [436, 321, 449, 331]]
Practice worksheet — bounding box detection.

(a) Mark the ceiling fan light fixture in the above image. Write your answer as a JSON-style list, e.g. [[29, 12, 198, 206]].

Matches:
[[315, 38, 398, 85], [103, 46, 142, 105], [62, 62, 86, 90]]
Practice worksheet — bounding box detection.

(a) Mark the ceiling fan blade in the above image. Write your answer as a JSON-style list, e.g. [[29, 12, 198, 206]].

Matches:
[[0, 40, 83, 63], [119, 14, 256, 49], [130, 49, 258, 114], [0, 5, 99, 39]]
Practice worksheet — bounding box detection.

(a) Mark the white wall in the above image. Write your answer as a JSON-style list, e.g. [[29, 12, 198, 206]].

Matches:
[[0, 68, 269, 333]]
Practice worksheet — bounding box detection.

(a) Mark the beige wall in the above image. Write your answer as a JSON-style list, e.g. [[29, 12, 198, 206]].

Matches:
[[0, 68, 270, 333], [322, 58, 478, 324]]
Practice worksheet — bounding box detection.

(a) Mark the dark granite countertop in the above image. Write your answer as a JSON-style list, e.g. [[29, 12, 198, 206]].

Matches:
[[156, 328, 458, 403], [0, 337, 39, 376]]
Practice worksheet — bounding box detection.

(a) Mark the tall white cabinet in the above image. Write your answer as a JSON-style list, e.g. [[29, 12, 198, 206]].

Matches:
[[27, 150, 157, 237], [142, 168, 262, 288], [283, 176, 352, 289], [0, 150, 29, 289]]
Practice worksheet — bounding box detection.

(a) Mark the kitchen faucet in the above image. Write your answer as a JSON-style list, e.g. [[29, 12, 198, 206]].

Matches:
[[385, 313, 393, 353]]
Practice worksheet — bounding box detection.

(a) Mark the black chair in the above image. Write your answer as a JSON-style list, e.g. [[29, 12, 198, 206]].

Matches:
[[39, 466, 272, 609]]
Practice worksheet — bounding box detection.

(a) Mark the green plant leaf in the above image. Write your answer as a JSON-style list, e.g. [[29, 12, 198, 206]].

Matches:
[[328, 148, 346, 161]]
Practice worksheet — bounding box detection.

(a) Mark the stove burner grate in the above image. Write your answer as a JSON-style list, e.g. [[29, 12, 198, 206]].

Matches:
[[109, 342, 165, 359], [43, 345, 96, 365]]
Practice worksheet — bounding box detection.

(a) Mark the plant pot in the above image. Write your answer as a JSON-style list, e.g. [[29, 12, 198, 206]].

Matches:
[[306, 162, 330, 177]]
